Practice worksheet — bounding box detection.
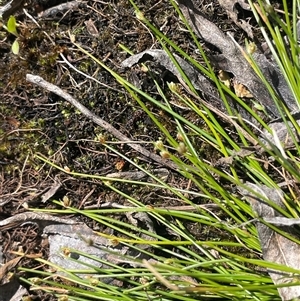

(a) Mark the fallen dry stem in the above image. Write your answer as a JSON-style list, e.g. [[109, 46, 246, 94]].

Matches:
[[84, 201, 219, 211]]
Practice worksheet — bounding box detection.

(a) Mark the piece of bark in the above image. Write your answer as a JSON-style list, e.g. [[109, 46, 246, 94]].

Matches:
[[0, 0, 25, 20], [43, 223, 132, 281], [121, 50, 219, 98], [239, 182, 300, 300], [261, 113, 300, 149]]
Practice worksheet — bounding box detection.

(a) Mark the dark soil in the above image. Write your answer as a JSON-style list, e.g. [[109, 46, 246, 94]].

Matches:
[[0, 0, 287, 300]]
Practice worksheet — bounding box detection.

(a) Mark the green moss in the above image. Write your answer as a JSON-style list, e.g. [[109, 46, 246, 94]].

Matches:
[[0, 103, 53, 173]]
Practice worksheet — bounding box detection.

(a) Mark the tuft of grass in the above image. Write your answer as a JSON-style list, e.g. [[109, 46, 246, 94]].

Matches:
[[24, 1, 300, 300]]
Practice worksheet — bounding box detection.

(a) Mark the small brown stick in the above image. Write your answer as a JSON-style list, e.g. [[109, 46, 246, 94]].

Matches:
[[104, 168, 169, 180], [0, 212, 78, 231], [26, 74, 178, 171], [38, 1, 81, 19]]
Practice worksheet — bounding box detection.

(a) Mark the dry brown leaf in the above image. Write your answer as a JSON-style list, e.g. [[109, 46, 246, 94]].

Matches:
[[122, 49, 218, 97], [0, 256, 22, 285], [177, 0, 297, 118], [4, 116, 20, 129], [41, 181, 61, 203], [121, 49, 257, 123], [84, 19, 99, 36], [218, 0, 253, 38], [233, 80, 253, 98], [239, 183, 300, 300]]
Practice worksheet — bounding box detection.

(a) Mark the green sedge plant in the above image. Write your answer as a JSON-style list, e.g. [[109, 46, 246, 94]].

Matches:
[[24, 1, 300, 300]]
